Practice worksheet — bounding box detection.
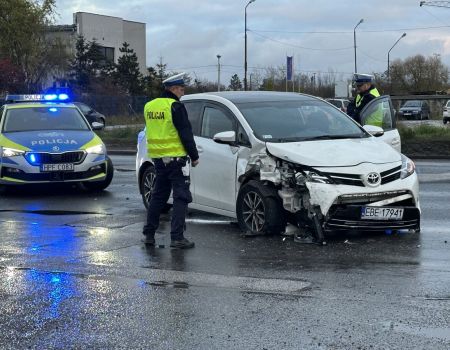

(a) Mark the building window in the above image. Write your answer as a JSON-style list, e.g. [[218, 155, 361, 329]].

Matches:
[[98, 46, 115, 64]]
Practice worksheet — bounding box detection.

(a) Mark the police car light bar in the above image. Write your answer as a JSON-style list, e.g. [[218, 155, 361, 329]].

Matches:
[[5, 94, 70, 103]]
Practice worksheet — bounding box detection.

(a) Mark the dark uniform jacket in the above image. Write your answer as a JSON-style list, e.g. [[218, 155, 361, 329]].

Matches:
[[161, 90, 199, 161]]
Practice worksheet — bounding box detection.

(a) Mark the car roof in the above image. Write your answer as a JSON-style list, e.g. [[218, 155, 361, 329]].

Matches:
[[5, 102, 77, 109], [183, 91, 322, 104]]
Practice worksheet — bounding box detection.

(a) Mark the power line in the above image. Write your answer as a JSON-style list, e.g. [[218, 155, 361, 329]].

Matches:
[[250, 24, 450, 34], [249, 30, 353, 51]]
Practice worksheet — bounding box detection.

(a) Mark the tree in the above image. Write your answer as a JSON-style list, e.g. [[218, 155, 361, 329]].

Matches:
[[0, 0, 61, 92], [0, 59, 25, 93], [388, 54, 449, 94], [113, 42, 143, 95], [229, 74, 242, 91]]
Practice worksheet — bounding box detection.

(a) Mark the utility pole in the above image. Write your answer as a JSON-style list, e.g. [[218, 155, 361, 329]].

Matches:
[[244, 0, 256, 91], [216, 55, 221, 92], [353, 19, 364, 73]]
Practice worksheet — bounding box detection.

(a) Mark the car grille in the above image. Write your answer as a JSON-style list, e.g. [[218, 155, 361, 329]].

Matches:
[[322, 165, 401, 187], [36, 151, 85, 164]]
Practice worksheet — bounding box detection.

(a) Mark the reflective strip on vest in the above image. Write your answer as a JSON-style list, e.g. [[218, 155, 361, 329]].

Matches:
[[144, 98, 187, 158], [355, 87, 380, 107]]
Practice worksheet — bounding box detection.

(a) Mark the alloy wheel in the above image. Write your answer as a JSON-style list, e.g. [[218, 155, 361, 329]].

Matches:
[[242, 191, 266, 232]]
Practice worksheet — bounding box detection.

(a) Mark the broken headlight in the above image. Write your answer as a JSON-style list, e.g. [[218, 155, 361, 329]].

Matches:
[[306, 171, 334, 184], [400, 154, 415, 179]]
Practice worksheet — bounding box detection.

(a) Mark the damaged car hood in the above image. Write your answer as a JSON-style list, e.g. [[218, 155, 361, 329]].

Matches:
[[266, 138, 401, 167]]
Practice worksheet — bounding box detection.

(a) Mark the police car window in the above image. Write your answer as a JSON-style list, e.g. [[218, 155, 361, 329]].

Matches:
[[201, 106, 235, 139], [77, 103, 92, 114], [183, 101, 202, 136], [3, 107, 90, 132]]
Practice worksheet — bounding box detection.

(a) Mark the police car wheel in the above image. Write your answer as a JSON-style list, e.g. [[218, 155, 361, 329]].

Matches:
[[236, 181, 286, 236], [140, 165, 172, 213], [81, 156, 114, 192]]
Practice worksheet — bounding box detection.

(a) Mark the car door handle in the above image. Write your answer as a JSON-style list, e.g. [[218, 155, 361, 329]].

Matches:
[[197, 146, 203, 153]]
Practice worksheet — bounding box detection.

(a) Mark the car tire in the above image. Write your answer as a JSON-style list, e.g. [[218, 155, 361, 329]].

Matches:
[[416, 113, 422, 121], [236, 181, 285, 236], [139, 164, 171, 213], [81, 156, 114, 192], [444, 119, 448, 125], [100, 117, 106, 128]]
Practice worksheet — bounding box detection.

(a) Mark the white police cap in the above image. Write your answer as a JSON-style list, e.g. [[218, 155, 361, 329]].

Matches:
[[163, 72, 186, 87], [353, 73, 374, 84]]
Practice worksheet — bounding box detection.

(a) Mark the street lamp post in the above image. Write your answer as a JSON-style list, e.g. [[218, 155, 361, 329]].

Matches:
[[244, 0, 256, 91], [387, 33, 406, 83], [217, 54, 221, 92], [353, 18, 364, 73]]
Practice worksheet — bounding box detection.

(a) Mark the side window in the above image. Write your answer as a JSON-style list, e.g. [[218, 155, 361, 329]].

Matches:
[[183, 101, 203, 136], [77, 103, 91, 114], [201, 106, 235, 139], [360, 96, 394, 130]]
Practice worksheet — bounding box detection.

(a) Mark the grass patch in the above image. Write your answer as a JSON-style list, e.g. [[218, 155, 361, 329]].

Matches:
[[96, 126, 142, 146], [107, 114, 144, 126], [398, 124, 450, 142]]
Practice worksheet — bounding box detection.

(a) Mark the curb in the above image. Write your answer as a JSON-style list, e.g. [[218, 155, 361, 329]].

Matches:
[[108, 149, 136, 155]]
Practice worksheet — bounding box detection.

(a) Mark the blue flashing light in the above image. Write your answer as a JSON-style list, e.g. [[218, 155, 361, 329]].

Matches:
[[44, 94, 57, 101], [26, 153, 40, 165], [58, 93, 69, 101], [49, 107, 58, 113]]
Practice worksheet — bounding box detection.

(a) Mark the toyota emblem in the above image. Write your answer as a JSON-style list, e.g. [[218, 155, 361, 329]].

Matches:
[[365, 172, 381, 187]]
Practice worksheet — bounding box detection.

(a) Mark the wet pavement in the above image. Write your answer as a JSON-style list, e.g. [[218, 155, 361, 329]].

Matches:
[[0, 156, 449, 349]]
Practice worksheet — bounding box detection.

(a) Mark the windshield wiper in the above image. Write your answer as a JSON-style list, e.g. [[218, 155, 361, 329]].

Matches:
[[302, 134, 365, 141]]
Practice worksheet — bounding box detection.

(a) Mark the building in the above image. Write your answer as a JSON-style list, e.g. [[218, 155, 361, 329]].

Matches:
[[47, 12, 147, 75]]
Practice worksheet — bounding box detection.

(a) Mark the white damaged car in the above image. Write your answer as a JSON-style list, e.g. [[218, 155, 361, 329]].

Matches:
[[136, 92, 420, 243]]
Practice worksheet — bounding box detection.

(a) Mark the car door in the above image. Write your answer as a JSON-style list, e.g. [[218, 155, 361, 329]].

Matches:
[[190, 102, 240, 212], [360, 95, 401, 152]]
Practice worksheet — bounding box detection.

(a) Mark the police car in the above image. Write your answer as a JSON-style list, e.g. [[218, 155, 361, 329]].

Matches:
[[0, 94, 113, 191]]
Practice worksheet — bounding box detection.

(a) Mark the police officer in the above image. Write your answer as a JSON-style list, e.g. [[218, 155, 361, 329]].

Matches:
[[142, 73, 199, 249], [347, 73, 380, 124]]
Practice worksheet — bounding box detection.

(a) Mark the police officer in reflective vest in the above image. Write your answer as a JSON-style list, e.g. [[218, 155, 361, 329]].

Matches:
[[347, 73, 380, 124], [142, 73, 199, 249]]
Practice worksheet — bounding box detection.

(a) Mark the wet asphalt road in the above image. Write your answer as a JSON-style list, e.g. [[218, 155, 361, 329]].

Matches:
[[0, 156, 449, 350]]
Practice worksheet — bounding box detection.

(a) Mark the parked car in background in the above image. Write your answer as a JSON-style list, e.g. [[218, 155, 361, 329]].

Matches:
[[326, 98, 350, 113], [443, 100, 450, 124], [397, 100, 430, 120], [74, 102, 106, 129]]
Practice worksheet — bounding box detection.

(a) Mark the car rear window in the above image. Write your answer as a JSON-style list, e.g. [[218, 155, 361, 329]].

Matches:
[[3, 107, 90, 132]]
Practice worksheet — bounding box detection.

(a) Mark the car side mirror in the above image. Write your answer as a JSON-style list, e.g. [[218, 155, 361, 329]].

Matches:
[[91, 121, 104, 130], [213, 131, 236, 145], [363, 125, 384, 137]]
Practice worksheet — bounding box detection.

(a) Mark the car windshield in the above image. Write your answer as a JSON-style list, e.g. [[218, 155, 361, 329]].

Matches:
[[3, 107, 90, 132], [236, 98, 367, 142], [403, 101, 421, 107]]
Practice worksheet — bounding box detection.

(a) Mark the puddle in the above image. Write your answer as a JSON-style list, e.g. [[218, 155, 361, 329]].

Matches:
[[0, 210, 109, 216], [382, 321, 450, 341]]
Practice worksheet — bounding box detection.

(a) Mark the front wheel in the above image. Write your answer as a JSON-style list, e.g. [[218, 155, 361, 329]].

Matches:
[[139, 164, 171, 212], [81, 156, 114, 191], [236, 181, 285, 236]]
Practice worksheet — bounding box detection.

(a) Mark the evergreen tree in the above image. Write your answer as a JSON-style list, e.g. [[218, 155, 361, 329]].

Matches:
[[229, 74, 242, 91], [113, 42, 144, 95]]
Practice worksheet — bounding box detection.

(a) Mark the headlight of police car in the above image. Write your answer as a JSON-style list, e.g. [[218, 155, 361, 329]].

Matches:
[[86, 144, 105, 155], [2, 147, 25, 157], [400, 154, 415, 179]]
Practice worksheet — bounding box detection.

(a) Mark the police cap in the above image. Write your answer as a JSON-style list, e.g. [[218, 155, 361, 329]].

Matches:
[[353, 73, 374, 85], [163, 72, 186, 87]]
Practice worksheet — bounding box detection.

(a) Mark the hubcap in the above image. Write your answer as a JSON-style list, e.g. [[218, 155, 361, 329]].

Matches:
[[242, 191, 265, 232], [143, 171, 156, 205]]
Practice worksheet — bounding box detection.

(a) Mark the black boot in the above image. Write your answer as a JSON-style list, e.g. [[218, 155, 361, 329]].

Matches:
[[142, 235, 155, 246], [170, 238, 195, 249]]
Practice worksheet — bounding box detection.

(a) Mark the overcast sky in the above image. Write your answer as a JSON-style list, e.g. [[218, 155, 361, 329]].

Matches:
[[55, 0, 450, 85]]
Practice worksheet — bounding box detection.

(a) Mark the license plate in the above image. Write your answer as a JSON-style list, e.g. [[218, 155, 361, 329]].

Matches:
[[41, 163, 74, 172], [403, 113, 411, 116], [361, 207, 404, 220]]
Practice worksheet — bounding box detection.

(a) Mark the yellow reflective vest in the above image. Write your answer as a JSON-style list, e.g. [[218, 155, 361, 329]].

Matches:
[[356, 87, 383, 127], [144, 98, 187, 158]]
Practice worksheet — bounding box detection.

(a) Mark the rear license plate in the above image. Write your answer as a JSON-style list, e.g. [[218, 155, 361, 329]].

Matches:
[[41, 163, 74, 172], [361, 207, 404, 220]]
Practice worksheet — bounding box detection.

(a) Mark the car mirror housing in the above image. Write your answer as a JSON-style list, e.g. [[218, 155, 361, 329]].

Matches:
[[213, 131, 236, 145], [91, 121, 104, 130], [363, 125, 384, 137]]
